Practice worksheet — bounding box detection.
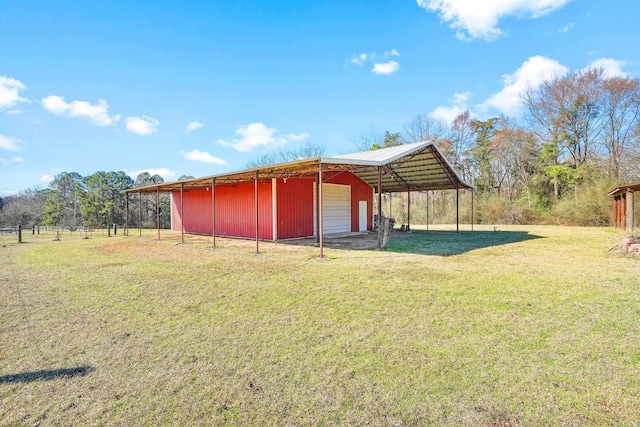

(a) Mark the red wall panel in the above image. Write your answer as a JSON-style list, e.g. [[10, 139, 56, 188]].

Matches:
[[171, 181, 273, 240], [170, 172, 373, 241], [275, 177, 315, 239]]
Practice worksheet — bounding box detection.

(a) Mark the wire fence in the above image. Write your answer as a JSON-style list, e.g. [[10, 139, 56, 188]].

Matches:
[[0, 224, 129, 247]]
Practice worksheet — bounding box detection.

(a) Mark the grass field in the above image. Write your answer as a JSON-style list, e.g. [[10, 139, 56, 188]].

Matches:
[[1, 225, 639, 426]]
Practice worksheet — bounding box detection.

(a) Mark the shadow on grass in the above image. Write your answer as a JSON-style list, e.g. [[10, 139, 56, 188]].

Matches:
[[0, 366, 94, 384], [386, 230, 542, 256]]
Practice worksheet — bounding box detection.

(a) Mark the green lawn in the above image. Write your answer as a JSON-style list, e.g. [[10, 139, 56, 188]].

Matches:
[[1, 225, 639, 426]]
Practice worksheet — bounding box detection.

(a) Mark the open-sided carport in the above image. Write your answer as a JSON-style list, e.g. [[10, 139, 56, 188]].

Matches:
[[123, 140, 474, 257]]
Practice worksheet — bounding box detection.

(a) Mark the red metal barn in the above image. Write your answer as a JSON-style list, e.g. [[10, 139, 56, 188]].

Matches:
[[124, 141, 474, 255], [170, 172, 373, 240]]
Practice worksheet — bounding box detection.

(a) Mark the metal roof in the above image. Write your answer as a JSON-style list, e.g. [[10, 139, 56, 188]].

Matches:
[[124, 140, 474, 194]]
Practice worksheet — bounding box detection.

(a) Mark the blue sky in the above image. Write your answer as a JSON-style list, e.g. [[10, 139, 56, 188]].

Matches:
[[1, 0, 638, 195]]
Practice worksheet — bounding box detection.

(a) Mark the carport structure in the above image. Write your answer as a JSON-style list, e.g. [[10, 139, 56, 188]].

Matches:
[[123, 140, 474, 257]]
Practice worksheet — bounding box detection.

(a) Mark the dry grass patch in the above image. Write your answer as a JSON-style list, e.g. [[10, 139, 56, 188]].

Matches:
[[1, 225, 640, 425]]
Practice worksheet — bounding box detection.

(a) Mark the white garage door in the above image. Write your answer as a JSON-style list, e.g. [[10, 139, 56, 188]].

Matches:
[[313, 183, 351, 235]]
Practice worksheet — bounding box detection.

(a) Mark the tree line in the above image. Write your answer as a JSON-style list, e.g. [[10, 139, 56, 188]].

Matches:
[[2, 67, 639, 228], [0, 171, 193, 229], [361, 67, 640, 226]]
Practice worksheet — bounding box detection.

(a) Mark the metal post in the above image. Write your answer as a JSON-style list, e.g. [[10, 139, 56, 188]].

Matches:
[[319, 162, 324, 258], [255, 171, 259, 254], [212, 178, 216, 248], [426, 191, 429, 231], [407, 190, 411, 231], [125, 194, 129, 236], [315, 167, 320, 243], [138, 190, 142, 237], [377, 166, 382, 249], [471, 189, 474, 231], [456, 186, 459, 234], [156, 188, 160, 241], [180, 183, 184, 244]]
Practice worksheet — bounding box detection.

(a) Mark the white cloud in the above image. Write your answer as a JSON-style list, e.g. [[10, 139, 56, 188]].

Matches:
[[478, 55, 569, 116], [125, 115, 159, 135], [429, 92, 472, 125], [186, 121, 204, 131], [417, 0, 572, 41], [128, 168, 176, 181], [351, 53, 368, 66], [384, 49, 400, 58], [372, 61, 400, 75], [559, 22, 574, 33], [40, 174, 54, 183], [181, 149, 226, 165], [0, 76, 29, 110], [586, 58, 629, 78], [0, 134, 21, 151], [42, 95, 121, 126], [217, 122, 307, 153], [0, 157, 23, 166], [283, 132, 310, 142], [352, 51, 401, 73]]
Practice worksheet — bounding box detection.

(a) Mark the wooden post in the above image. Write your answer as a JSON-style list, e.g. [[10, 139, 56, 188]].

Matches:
[[627, 188, 635, 231], [17, 224, 22, 243]]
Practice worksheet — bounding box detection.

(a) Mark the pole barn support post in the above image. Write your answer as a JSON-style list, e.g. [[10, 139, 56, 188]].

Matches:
[[377, 166, 382, 249], [125, 193, 129, 236], [456, 186, 459, 234], [315, 167, 320, 243], [138, 190, 142, 237], [211, 178, 216, 248], [319, 162, 324, 258], [156, 188, 160, 241], [180, 183, 184, 244], [255, 170, 259, 254], [426, 191, 429, 231], [407, 189, 411, 231], [471, 189, 474, 231]]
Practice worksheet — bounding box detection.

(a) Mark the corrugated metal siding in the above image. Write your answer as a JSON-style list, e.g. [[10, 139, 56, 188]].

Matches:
[[276, 178, 314, 239], [325, 172, 373, 231], [215, 181, 273, 239], [171, 181, 273, 240]]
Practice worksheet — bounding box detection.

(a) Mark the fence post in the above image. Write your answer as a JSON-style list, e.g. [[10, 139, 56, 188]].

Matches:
[[32, 224, 35, 235], [18, 225, 22, 243]]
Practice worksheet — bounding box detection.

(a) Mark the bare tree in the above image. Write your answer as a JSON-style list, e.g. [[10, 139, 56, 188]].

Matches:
[[601, 76, 640, 179], [246, 142, 328, 168], [403, 114, 447, 143]]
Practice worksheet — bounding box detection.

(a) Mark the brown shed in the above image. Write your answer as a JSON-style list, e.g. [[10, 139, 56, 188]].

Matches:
[[608, 184, 640, 230]]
